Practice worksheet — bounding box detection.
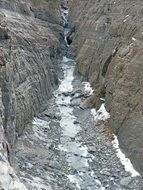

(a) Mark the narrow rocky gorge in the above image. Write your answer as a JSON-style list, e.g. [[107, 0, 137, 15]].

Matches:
[[0, 0, 143, 189]]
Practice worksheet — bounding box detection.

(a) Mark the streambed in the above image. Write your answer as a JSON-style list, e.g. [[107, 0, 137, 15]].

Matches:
[[14, 3, 143, 190]]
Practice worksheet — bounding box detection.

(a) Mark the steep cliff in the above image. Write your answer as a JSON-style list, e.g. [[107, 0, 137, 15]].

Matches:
[[0, 0, 63, 188], [68, 0, 143, 174]]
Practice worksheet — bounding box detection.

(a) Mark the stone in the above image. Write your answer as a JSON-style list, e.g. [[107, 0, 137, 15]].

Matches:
[[62, 92, 71, 96], [119, 46, 130, 57], [120, 177, 132, 187], [73, 120, 80, 124]]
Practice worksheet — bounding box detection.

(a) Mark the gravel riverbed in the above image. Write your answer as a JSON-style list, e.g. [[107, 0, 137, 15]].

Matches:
[[15, 3, 143, 190], [15, 56, 143, 190]]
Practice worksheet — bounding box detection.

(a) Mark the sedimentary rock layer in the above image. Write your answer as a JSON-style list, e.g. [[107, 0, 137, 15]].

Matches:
[[0, 1, 62, 188], [68, 0, 143, 174]]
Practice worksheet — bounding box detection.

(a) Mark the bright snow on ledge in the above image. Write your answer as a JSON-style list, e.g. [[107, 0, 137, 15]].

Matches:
[[91, 103, 140, 178], [91, 103, 110, 122], [82, 82, 94, 96], [112, 135, 140, 177]]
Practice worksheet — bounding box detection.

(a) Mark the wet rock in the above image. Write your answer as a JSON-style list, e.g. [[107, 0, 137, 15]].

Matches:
[[88, 146, 96, 154], [60, 103, 68, 107], [70, 137, 75, 141], [44, 112, 61, 120], [72, 93, 85, 100], [62, 92, 71, 96], [73, 120, 80, 125], [80, 94, 96, 109], [71, 88, 83, 96]]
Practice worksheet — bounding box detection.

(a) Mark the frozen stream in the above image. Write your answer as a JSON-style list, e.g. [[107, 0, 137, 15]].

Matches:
[[56, 8, 104, 188], [54, 56, 105, 189]]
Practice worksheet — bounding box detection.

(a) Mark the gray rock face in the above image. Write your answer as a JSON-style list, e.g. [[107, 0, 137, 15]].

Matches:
[[0, 0, 62, 168], [68, 0, 143, 175]]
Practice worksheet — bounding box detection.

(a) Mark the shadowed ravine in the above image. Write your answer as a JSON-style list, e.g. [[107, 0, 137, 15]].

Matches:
[[12, 4, 143, 190]]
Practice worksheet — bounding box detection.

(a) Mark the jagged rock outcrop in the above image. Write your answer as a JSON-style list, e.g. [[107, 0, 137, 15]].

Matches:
[[0, 0, 63, 188], [68, 0, 143, 175]]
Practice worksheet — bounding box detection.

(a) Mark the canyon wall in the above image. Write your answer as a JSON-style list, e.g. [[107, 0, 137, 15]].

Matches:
[[0, 0, 62, 186], [68, 0, 143, 174]]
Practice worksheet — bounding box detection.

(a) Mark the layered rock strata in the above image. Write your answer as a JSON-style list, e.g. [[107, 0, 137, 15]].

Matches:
[[0, 0, 62, 188], [68, 0, 143, 174]]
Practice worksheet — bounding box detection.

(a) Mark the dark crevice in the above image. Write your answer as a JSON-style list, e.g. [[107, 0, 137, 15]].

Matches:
[[66, 36, 72, 45], [102, 47, 118, 77], [102, 54, 112, 77]]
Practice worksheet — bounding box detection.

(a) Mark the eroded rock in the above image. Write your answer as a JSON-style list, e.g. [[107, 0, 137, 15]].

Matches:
[[0, 0, 63, 188], [69, 0, 143, 174]]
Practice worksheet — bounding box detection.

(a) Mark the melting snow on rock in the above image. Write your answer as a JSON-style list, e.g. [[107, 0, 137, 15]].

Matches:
[[91, 103, 110, 122], [91, 102, 140, 178], [112, 135, 140, 177], [82, 82, 94, 96]]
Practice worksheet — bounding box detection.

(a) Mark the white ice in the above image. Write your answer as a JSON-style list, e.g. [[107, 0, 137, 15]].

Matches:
[[58, 65, 74, 93], [82, 82, 94, 96], [112, 135, 140, 177], [62, 56, 73, 63], [91, 103, 110, 122], [91, 103, 140, 177], [58, 144, 68, 152], [132, 37, 137, 42], [68, 175, 81, 190]]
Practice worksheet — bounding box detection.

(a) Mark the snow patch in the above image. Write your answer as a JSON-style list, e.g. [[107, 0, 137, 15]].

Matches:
[[125, 15, 129, 18], [91, 104, 110, 122], [26, 163, 33, 169], [78, 145, 88, 157], [90, 170, 95, 177], [12, 180, 27, 190], [58, 57, 74, 93], [123, 15, 129, 22], [63, 9, 69, 15], [132, 37, 137, 42], [64, 36, 69, 47], [58, 144, 68, 152], [62, 56, 73, 63], [61, 8, 69, 27], [91, 101, 140, 178], [100, 98, 105, 101], [82, 82, 94, 96], [68, 175, 81, 189], [112, 135, 140, 177]]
